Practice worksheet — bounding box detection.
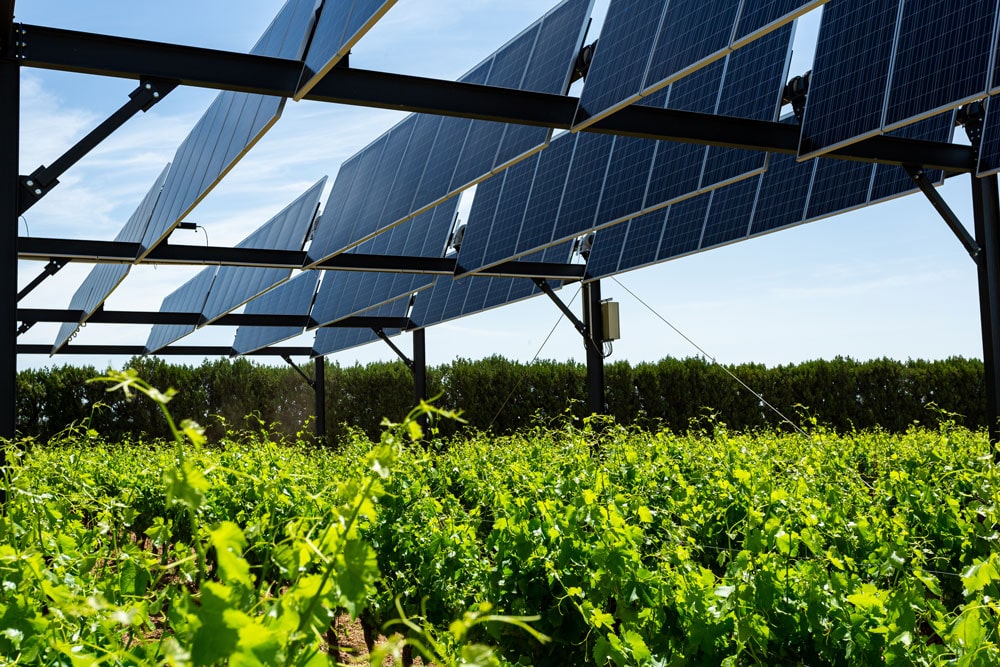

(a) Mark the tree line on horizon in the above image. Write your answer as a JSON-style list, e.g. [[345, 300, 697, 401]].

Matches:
[[13, 355, 985, 443]]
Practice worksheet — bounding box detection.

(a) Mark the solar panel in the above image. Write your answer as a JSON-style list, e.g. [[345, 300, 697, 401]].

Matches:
[[232, 271, 320, 355], [138, 0, 316, 256], [883, 0, 995, 131], [699, 175, 762, 249], [144, 267, 218, 354], [798, 0, 988, 160], [407, 272, 559, 331], [50, 165, 174, 354], [979, 99, 1000, 176], [295, 0, 398, 100], [749, 150, 814, 236], [200, 177, 326, 324], [551, 132, 614, 241], [304, 0, 592, 263], [870, 112, 953, 202], [797, 0, 900, 160], [574, 0, 822, 130], [515, 135, 575, 255]]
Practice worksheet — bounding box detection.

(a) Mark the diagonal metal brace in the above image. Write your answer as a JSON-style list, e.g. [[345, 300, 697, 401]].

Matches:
[[532, 278, 603, 356], [904, 165, 982, 262], [281, 354, 316, 388], [373, 328, 414, 369], [17, 258, 68, 301], [16, 321, 36, 337], [18, 77, 177, 214]]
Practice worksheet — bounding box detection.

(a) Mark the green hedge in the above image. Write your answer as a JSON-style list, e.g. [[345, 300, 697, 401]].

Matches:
[[15, 355, 986, 443]]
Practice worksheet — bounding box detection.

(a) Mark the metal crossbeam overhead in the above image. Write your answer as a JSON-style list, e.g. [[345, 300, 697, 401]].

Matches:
[[17, 308, 410, 329], [16, 345, 314, 357], [9, 23, 975, 173], [15, 238, 587, 280]]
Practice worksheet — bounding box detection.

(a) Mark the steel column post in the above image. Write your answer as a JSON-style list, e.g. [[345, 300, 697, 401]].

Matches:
[[1, 59, 19, 443], [314, 356, 326, 445], [412, 328, 427, 429], [582, 280, 605, 415], [972, 174, 1000, 457]]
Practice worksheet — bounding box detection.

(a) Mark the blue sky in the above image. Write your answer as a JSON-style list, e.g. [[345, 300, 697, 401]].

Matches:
[[12, 1, 985, 372]]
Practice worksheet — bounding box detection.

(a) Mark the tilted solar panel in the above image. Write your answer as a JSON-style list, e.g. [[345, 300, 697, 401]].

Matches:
[[295, 0, 398, 100], [200, 178, 326, 324], [139, 0, 317, 256], [144, 267, 218, 354], [574, 0, 822, 130], [50, 165, 173, 354], [799, 0, 991, 160], [232, 271, 321, 355], [978, 99, 1000, 176], [305, 0, 593, 264]]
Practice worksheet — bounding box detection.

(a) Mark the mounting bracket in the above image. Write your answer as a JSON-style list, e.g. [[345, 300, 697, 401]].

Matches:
[[281, 354, 316, 388], [18, 77, 177, 214], [373, 328, 414, 369], [904, 165, 982, 262], [532, 278, 603, 356], [17, 258, 68, 301]]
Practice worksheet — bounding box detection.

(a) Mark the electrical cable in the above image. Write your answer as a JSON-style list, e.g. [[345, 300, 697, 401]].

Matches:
[[487, 285, 582, 431], [611, 276, 811, 440], [196, 225, 210, 247], [19, 215, 29, 237]]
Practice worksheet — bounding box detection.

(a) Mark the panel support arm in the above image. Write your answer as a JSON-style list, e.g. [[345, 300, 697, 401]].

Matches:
[[17, 258, 67, 301], [533, 278, 604, 357], [905, 165, 981, 262], [373, 328, 414, 369], [18, 77, 176, 214], [281, 354, 315, 388]]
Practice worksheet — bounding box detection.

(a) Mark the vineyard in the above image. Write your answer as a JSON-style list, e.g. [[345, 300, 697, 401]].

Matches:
[[1, 371, 999, 665]]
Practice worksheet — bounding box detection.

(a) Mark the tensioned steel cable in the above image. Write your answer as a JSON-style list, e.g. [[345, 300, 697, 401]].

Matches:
[[487, 284, 583, 431], [611, 276, 811, 439]]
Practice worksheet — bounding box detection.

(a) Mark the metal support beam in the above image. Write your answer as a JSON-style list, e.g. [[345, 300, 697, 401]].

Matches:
[[16, 237, 587, 280], [18, 78, 175, 214], [314, 356, 326, 445], [0, 1, 14, 54], [281, 354, 315, 387], [12, 24, 977, 172], [17, 344, 313, 356], [17, 258, 67, 301], [17, 307, 410, 330], [2, 58, 19, 447], [582, 281, 606, 416], [412, 328, 427, 432], [972, 174, 1000, 458], [905, 166, 981, 261], [373, 328, 413, 369], [533, 278, 588, 337]]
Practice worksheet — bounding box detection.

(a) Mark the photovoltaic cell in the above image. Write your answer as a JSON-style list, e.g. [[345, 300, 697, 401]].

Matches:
[[870, 112, 953, 202], [144, 267, 218, 354], [139, 0, 317, 256], [295, 0, 397, 99], [654, 194, 711, 262], [750, 151, 814, 236], [583, 218, 631, 280], [699, 175, 761, 249], [574, 0, 823, 130], [595, 134, 657, 227], [551, 132, 614, 242], [516, 135, 575, 255], [408, 272, 558, 331], [200, 178, 326, 324], [305, 0, 592, 263], [232, 271, 320, 355]]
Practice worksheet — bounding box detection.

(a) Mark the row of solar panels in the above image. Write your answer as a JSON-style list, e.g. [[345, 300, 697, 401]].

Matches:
[[52, 0, 992, 359]]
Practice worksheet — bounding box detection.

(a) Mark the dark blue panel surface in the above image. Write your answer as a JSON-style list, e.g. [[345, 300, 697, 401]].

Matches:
[[575, 0, 667, 129], [551, 132, 614, 243], [871, 113, 953, 202], [411, 117, 468, 213], [657, 194, 710, 259], [454, 174, 506, 275], [644, 0, 738, 92], [702, 25, 791, 186], [749, 151, 814, 235], [732, 0, 826, 47], [51, 264, 132, 354], [233, 272, 320, 355], [979, 100, 1000, 176], [115, 163, 171, 249], [297, 0, 396, 99], [700, 176, 761, 249], [516, 135, 576, 255], [324, 134, 389, 256], [586, 214, 640, 280], [380, 114, 441, 228], [885, 0, 994, 130], [353, 117, 416, 243], [805, 159, 874, 221], [798, 0, 900, 159], [596, 135, 656, 227], [307, 155, 361, 265], [480, 155, 538, 268], [312, 298, 409, 357]]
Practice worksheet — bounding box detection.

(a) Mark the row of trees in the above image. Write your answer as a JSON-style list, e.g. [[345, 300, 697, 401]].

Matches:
[[14, 355, 985, 443]]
